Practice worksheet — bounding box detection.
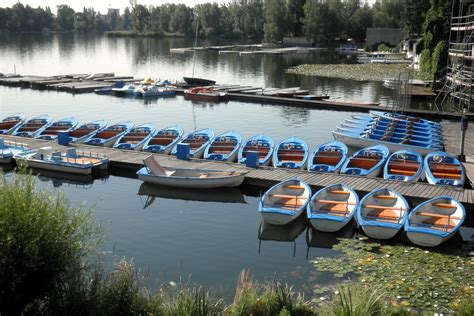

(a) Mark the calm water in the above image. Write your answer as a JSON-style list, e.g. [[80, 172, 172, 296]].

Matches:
[[0, 33, 438, 298]]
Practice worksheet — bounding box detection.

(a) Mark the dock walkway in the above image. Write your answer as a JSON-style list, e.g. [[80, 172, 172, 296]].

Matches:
[[3, 135, 474, 210]]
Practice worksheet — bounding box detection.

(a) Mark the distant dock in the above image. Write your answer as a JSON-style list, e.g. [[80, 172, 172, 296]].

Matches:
[[2, 134, 474, 211]]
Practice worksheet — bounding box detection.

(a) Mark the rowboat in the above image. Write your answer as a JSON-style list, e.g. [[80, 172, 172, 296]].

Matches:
[[137, 155, 246, 188], [84, 121, 134, 147], [276, 88, 309, 98], [238, 134, 275, 166], [383, 150, 423, 182], [308, 141, 347, 172], [141, 86, 176, 98], [342, 121, 443, 140], [94, 80, 125, 94], [346, 118, 442, 136], [113, 123, 156, 151], [183, 77, 216, 86], [12, 115, 53, 138], [369, 111, 441, 128], [0, 113, 25, 134], [353, 114, 441, 132], [36, 117, 79, 141], [69, 120, 108, 144], [204, 131, 241, 162], [0, 138, 29, 163], [332, 128, 441, 156], [259, 179, 311, 225], [171, 128, 214, 158], [15, 147, 108, 175], [112, 84, 136, 96], [405, 196, 465, 247], [142, 126, 183, 154], [340, 145, 389, 177], [273, 136, 309, 169], [356, 188, 409, 239], [184, 86, 227, 102], [307, 184, 358, 232], [424, 152, 465, 187]]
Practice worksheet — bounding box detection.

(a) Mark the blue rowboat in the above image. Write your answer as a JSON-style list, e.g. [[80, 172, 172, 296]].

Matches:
[[405, 196, 465, 247], [356, 188, 409, 239], [142, 126, 183, 155], [333, 128, 442, 156], [36, 117, 79, 141], [308, 141, 347, 173], [345, 126, 443, 145], [69, 120, 108, 144], [84, 121, 134, 147], [238, 134, 275, 166], [346, 118, 442, 136], [383, 150, 423, 182], [12, 115, 53, 138], [340, 145, 389, 177], [424, 152, 465, 187], [369, 110, 441, 128], [259, 179, 312, 225], [94, 80, 125, 94], [273, 136, 309, 169], [204, 131, 241, 162], [171, 128, 214, 158], [307, 184, 358, 232], [342, 121, 443, 139], [113, 123, 156, 151], [0, 113, 25, 134], [353, 114, 441, 132], [140, 85, 176, 98]]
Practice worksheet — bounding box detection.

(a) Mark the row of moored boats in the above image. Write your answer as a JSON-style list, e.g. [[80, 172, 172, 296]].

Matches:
[[259, 179, 465, 247]]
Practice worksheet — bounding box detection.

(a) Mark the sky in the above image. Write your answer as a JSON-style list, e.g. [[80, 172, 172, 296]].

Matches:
[[1, 0, 377, 14]]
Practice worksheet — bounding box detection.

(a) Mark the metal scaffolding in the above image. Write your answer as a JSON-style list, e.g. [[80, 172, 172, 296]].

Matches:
[[435, 0, 474, 112]]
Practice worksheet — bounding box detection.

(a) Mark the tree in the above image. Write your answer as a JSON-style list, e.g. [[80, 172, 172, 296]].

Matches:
[[402, 0, 431, 37], [132, 4, 149, 33], [56, 5, 75, 31], [122, 7, 132, 30], [263, 0, 289, 42], [348, 4, 373, 41], [287, 0, 306, 36], [303, 0, 339, 43]]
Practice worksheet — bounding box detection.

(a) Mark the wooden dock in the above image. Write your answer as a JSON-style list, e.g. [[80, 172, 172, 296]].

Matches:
[[3, 135, 474, 210]]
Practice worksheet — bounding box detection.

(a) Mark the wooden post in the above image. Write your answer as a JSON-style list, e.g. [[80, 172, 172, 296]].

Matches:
[[459, 109, 468, 162]]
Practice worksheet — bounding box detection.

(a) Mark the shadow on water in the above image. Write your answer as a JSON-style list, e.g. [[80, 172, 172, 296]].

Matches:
[[137, 183, 246, 209]]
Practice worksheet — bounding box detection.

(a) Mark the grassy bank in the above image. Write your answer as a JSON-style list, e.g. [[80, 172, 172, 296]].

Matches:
[[286, 64, 432, 82], [1, 170, 473, 315]]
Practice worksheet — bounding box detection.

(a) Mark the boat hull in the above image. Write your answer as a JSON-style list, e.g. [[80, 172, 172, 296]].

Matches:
[[405, 231, 451, 247], [15, 158, 93, 175], [360, 224, 400, 239], [261, 211, 304, 226], [310, 218, 350, 232]]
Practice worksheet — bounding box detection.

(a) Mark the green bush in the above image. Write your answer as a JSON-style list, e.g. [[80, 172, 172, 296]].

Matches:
[[0, 170, 102, 315]]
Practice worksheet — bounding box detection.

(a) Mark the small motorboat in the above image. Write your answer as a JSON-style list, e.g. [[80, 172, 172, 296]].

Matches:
[[171, 128, 214, 158], [238, 134, 275, 166], [340, 145, 389, 177], [84, 122, 134, 147], [113, 123, 156, 151], [137, 155, 246, 189], [259, 179, 311, 225], [276, 88, 309, 98], [203, 131, 241, 162], [0, 113, 25, 134], [94, 80, 125, 94], [112, 84, 136, 96], [136, 85, 176, 98], [184, 86, 227, 102], [12, 115, 53, 138], [424, 152, 465, 187], [273, 136, 309, 169], [142, 126, 183, 154], [356, 188, 409, 239], [307, 184, 359, 232], [405, 196, 465, 247], [308, 141, 347, 172], [0, 138, 29, 163], [15, 147, 108, 175], [69, 120, 108, 144], [383, 150, 423, 182], [183, 77, 216, 86], [35, 117, 79, 141]]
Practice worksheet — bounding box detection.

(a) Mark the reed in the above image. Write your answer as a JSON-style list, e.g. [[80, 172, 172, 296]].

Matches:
[[457, 295, 474, 316]]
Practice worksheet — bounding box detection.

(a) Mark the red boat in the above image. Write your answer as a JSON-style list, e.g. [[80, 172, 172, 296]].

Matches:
[[184, 86, 227, 102]]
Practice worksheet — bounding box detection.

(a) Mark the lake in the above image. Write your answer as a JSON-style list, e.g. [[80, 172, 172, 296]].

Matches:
[[0, 33, 444, 299]]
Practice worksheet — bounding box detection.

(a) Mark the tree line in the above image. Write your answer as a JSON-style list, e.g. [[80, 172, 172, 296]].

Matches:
[[0, 0, 431, 43]]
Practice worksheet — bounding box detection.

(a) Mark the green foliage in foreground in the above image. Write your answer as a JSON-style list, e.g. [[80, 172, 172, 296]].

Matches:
[[286, 64, 431, 82], [312, 238, 474, 313]]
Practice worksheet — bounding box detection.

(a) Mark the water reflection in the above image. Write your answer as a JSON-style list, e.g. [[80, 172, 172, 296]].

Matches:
[[258, 217, 307, 257], [29, 168, 108, 188], [137, 183, 246, 209]]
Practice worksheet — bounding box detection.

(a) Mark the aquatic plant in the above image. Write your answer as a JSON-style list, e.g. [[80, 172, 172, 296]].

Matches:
[[312, 238, 474, 313], [286, 64, 431, 82]]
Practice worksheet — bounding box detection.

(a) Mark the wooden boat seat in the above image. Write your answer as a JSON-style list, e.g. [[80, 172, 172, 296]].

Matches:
[[210, 145, 236, 149], [284, 185, 305, 189], [347, 157, 379, 169], [429, 165, 461, 172], [365, 209, 400, 223], [433, 203, 457, 209], [316, 199, 355, 205], [313, 156, 341, 165], [374, 195, 397, 200], [420, 217, 456, 231], [429, 161, 459, 166], [415, 212, 462, 220], [19, 127, 42, 131], [273, 200, 303, 207], [388, 162, 420, 170], [244, 146, 270, 152], [264, 204, 300, 211], [0, 122, 18, 128], [328, 190, 349, 195], [153, 136, 176, 140], [431, 172, 461, 179], [389, 168, 417, 175], [270, 194, 304, 199], [277, 152, 305, 157], [365, 204, 404, 210], [316, 205, 349, 216], [122, 136, 146, 141]]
